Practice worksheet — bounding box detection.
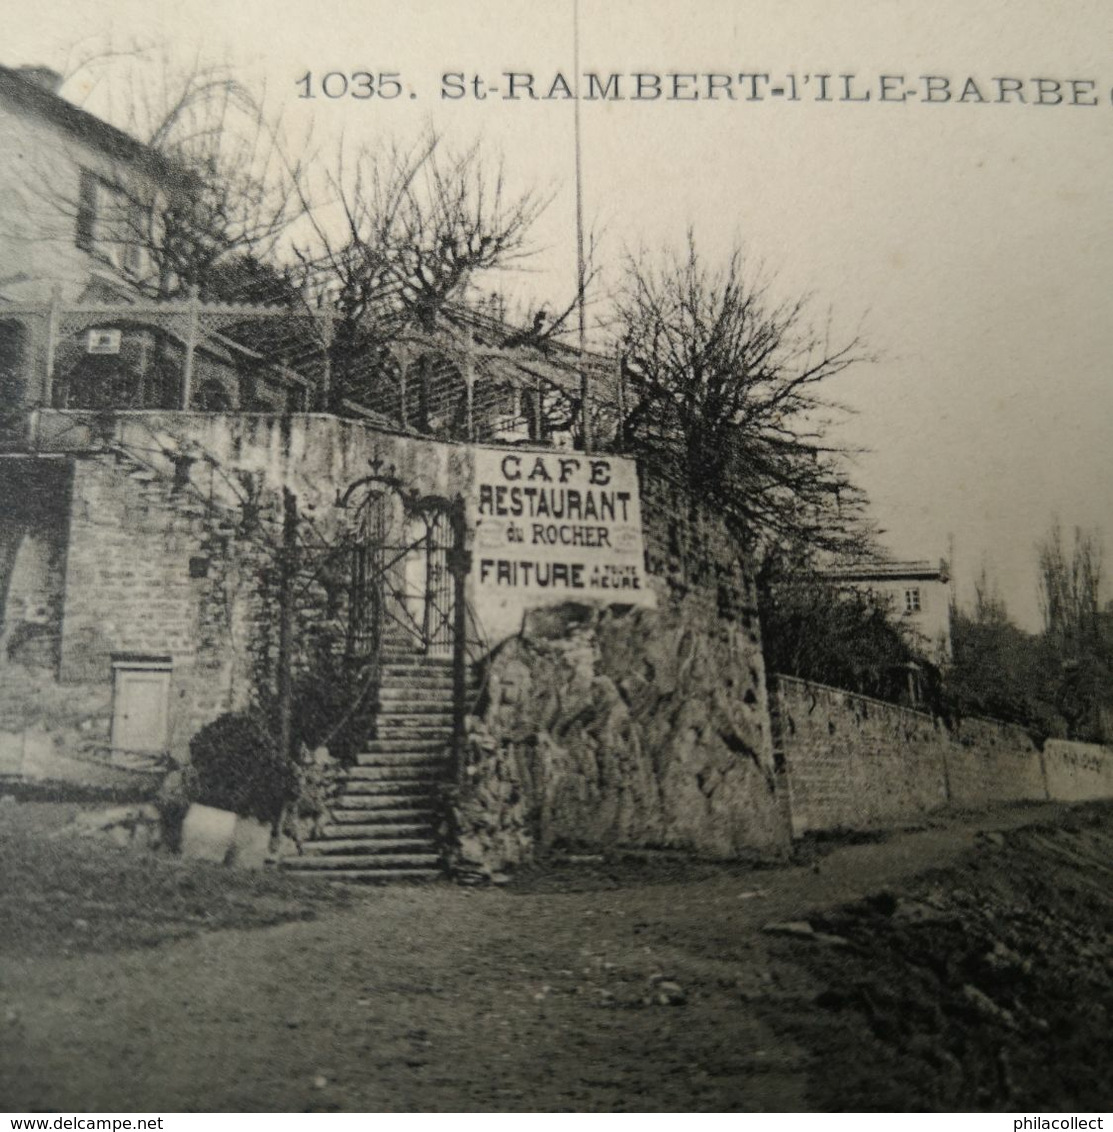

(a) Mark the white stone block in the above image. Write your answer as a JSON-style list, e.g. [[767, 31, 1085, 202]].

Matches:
[[179, 803, 237, 862]]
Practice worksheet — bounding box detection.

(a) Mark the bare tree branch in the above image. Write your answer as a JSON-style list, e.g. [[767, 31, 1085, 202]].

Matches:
[[612, 233, 874, 556]]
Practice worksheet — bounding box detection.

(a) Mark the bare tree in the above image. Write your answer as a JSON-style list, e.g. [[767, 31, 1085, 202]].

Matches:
[[54, 46, 308, 300], [286, 127, 554, 419], [297, 128, 550, 334], [614, 233, 874, 555], [1036, 518, 1110, 740], [1038, 518, 1104, 649]]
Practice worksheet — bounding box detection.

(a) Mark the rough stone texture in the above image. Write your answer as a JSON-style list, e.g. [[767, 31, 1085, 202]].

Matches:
[[450, 594, 789, 874], [1, 414, 486, 781], [774, 678, 1113, 834], [0, 663, 112, 763], [49, 804, 163, 851], [943, 715, 1048, 807], [775, 677, 949, 836], [1043, 740, 1113, 802], [0, 460, 69, 670], [448, 466, 791, 873], [228, 815, 273, 869]]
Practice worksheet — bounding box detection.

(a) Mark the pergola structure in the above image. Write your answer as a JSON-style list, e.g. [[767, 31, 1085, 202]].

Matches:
[[0, 288, 622, 449]]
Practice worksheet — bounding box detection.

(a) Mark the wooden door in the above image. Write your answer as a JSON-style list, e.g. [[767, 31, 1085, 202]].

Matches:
[[112, 667, 171, 754]]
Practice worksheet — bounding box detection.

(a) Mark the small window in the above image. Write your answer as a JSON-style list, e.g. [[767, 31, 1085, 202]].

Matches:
[[75, 171, 146, 276], [904, 588, 922, 614]]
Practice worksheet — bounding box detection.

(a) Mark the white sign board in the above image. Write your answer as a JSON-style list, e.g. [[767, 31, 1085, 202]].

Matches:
[[472, 448, 655, 639], [86, 328, 122, 355]]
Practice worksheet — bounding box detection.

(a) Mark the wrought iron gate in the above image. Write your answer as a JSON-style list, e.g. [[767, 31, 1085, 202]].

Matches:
[[342, 473, 463, 663]]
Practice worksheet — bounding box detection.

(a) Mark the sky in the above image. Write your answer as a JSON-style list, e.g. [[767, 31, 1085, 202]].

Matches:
[[4, 0, 1112, 628]]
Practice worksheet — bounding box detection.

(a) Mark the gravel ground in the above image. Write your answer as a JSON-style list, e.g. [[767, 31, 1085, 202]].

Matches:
[[1, 799, 1108, 1112]]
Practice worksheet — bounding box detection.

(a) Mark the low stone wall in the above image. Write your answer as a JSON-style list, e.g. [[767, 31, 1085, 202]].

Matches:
[[775, 676, 1113, 835], [1043, 740, 1113, 803], [450, 596, 790, 874], [775, 678, 948, 836], [943, 716, 1047, 808]]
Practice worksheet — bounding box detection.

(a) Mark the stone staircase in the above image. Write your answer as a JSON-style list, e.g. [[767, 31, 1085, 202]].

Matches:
[[281, 651, 465, 883]]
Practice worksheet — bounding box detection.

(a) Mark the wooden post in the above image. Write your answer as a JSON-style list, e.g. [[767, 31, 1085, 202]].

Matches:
[[461, 273, 475, 441], [271, 487, 300, 846], [616, 351, 627, 450], [318, 306, 334, 412], [398, 349, 409, 429], [43, 284, 62, 408], [449, 497, 470, 786], [462, 317, 475, 442], [180, 284, 201, 409], [464, 351, 475, 442], [277, 488, 298, 772]]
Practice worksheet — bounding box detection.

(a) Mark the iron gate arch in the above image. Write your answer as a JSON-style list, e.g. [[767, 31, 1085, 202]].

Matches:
[[340, 470, 466, 665]]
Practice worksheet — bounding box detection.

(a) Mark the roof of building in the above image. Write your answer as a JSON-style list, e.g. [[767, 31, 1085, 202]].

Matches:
[[0, 63, 178, 184], [822, 559, 950, 584]]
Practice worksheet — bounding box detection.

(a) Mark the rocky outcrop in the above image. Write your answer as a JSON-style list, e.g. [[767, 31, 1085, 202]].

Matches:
[[448, 599, 790, 875]]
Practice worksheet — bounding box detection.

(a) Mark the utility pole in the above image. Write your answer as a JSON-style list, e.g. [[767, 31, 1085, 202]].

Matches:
[[573, 0, 591, 453], [277, 488, 298, 769]]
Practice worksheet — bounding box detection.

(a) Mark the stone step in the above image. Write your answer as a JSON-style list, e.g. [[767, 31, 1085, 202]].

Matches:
[[376, 701, 455, 717], [373, 729, 457, 747], [301, 837, 436, 856], [380, 661, 475, 674], [331, 790, 435, 809], [344, 763, 448, 783], [379, 661, 454, 675], [318, 822, 434, 839], [374, 714, 454, 731], [283, 853, 442, 871], [329, 806, 438, 823], [380, 661, 468, 675], [377, 683, 458, 696], [378, 682, 456, 698], [361, 738, 447, 755], [375, 716, 453, 730], [286, 868, 444, 885], [339, 779, 441, 797], [355, 750, 450, 767]]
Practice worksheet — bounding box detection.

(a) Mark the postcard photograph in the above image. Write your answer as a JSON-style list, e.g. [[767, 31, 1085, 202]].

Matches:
[[0, 0, 1111, 1116]]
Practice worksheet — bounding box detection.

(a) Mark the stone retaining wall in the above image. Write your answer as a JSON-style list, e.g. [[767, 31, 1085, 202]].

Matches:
[[943, 716, 1047, 808], [775, 679, 948, 836], [1043, 740, 1113, 803], [450, 595, 790, 874], [775, 676, 1113, 835]]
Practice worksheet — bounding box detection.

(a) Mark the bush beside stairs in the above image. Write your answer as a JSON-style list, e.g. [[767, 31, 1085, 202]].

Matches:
[[281, 650, 472, 883]]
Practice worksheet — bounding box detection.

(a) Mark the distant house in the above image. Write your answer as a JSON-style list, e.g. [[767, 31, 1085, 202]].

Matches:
[[0, 63, 170, 306], [822, 558, 952, 666], [0, 63, 317, 421]]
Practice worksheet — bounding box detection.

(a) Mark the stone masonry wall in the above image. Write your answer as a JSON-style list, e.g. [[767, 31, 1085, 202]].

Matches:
[[451, 597, 788, 873], [0, 459, 116, 770], [58, 452, 267, 757], [943, 716, 1047, 808], [10, 412, 478, 772], [450, 470, 790, 873], [1043, 740, 1113, 803], [776, 677, 1113, 835], [775, 677, 948, 836]]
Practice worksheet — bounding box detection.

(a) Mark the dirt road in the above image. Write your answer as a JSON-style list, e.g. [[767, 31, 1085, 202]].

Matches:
[[2, 801, 1109, 1112]]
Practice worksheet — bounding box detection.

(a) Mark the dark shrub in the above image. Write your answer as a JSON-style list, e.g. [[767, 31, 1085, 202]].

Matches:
[[189, 711, 296, 823]]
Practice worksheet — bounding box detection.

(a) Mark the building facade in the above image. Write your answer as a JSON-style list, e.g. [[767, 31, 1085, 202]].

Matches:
[[0, 67, 790, 870], [822, 558, 953, 666]]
